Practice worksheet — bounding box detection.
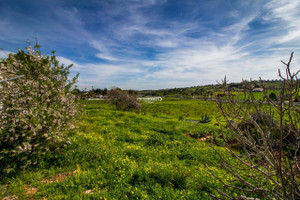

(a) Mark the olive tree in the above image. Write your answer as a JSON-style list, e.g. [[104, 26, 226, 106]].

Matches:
[[0, 43, 79, 174]]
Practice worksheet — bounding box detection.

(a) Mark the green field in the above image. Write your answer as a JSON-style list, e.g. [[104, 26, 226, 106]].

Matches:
[[141, 98, 223, 123], [1, 99, 262, 199]]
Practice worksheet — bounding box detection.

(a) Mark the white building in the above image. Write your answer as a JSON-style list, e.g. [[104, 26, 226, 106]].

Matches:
[[252, 88, 264, 92], [137, 97, 162, 103]]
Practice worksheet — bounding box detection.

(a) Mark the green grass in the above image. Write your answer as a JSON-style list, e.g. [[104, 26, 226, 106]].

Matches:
[[233, 90, 280, 101], [0, 100, 253, 199], [141, 98, 223, 124], [215, 89, 281, 101]]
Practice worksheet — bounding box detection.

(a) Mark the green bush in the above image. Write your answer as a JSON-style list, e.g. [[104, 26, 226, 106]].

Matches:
[[269, 92, 278, 101], [107, 89, 140, 111], [0, 43, 79, 174]]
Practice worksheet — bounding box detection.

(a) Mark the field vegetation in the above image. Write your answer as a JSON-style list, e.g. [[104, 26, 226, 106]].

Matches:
[[1, 89, 298, 199], [1, 99, 251, 199], [141, 98, 222, 124]]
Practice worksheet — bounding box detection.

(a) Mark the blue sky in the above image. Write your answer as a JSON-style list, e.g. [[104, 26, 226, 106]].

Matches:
[[1, 0, 300, 90]]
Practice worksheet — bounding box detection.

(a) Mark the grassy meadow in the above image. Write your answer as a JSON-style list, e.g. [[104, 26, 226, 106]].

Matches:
[[1, 99, 259, 199]]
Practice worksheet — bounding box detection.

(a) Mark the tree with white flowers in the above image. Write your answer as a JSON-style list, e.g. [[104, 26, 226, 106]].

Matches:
[[0, 42, 79, 174]]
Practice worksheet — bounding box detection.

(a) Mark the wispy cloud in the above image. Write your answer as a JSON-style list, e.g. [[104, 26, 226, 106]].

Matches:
[[1, 0, 300, 90], [54, 0, 300, 89], [265, 0, 300, 43], [57, 56, 142, 88]]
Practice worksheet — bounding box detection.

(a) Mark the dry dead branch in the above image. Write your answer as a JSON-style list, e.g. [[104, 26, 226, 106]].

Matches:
[[209, 52, 300, 199]]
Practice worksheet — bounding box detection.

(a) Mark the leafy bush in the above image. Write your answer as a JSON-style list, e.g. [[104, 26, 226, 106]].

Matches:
[[0, 43, 79, 174], [107, 89, 140, 111]]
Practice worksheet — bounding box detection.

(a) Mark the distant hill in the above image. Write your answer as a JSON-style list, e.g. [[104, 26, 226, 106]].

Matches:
[[136, 80, 283, 97]]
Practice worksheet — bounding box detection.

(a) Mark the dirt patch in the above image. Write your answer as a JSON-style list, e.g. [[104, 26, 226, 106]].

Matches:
[[198, 135, 212, 141], [40, 170, 78, 184], [2, 196, 18, 200], [22, 169, 78, 198], [185, 133, 212, 141], [24, 187, 38, 195]]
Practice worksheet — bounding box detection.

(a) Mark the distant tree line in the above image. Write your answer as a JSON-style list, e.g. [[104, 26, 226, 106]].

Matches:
[[74, 79, 284, 99]]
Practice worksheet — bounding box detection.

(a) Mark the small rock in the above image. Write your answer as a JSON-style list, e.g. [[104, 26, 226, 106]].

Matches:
[[84, 189, 94, 194]]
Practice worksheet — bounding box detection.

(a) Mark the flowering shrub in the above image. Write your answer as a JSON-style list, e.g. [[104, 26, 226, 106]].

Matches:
[[0, 43, 79, 174]]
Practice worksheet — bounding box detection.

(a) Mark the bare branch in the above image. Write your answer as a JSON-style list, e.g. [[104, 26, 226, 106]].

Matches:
[[210, 52, 300, 199]]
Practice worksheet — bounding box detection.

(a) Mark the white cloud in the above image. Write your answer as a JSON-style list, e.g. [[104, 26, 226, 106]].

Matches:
[[81, 3, 296, 89], [57, 56, 74, 66], [57, 56, 142, 89], [96, 53, 118, 61], [279, 30, 300, 43], [264, 0, 300, 43], [0, 51, 13, 58], [154, 40, 178, 48]]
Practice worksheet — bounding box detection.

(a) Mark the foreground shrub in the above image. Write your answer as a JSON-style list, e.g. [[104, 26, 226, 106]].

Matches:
[[209, 52, 300, 199], [0, 43, 79, 174], [107, 89, 141, 111]]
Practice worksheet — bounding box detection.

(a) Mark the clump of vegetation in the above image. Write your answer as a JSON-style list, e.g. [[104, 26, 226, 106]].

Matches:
[[107, 88, 141, 111], [211, 52, 300, 199], [269, 91, 278, 101], [188, 131, 210, 139], [178, 115, 184, 121], [199, 115, 212, 123], [0, 42, 79, 174]]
